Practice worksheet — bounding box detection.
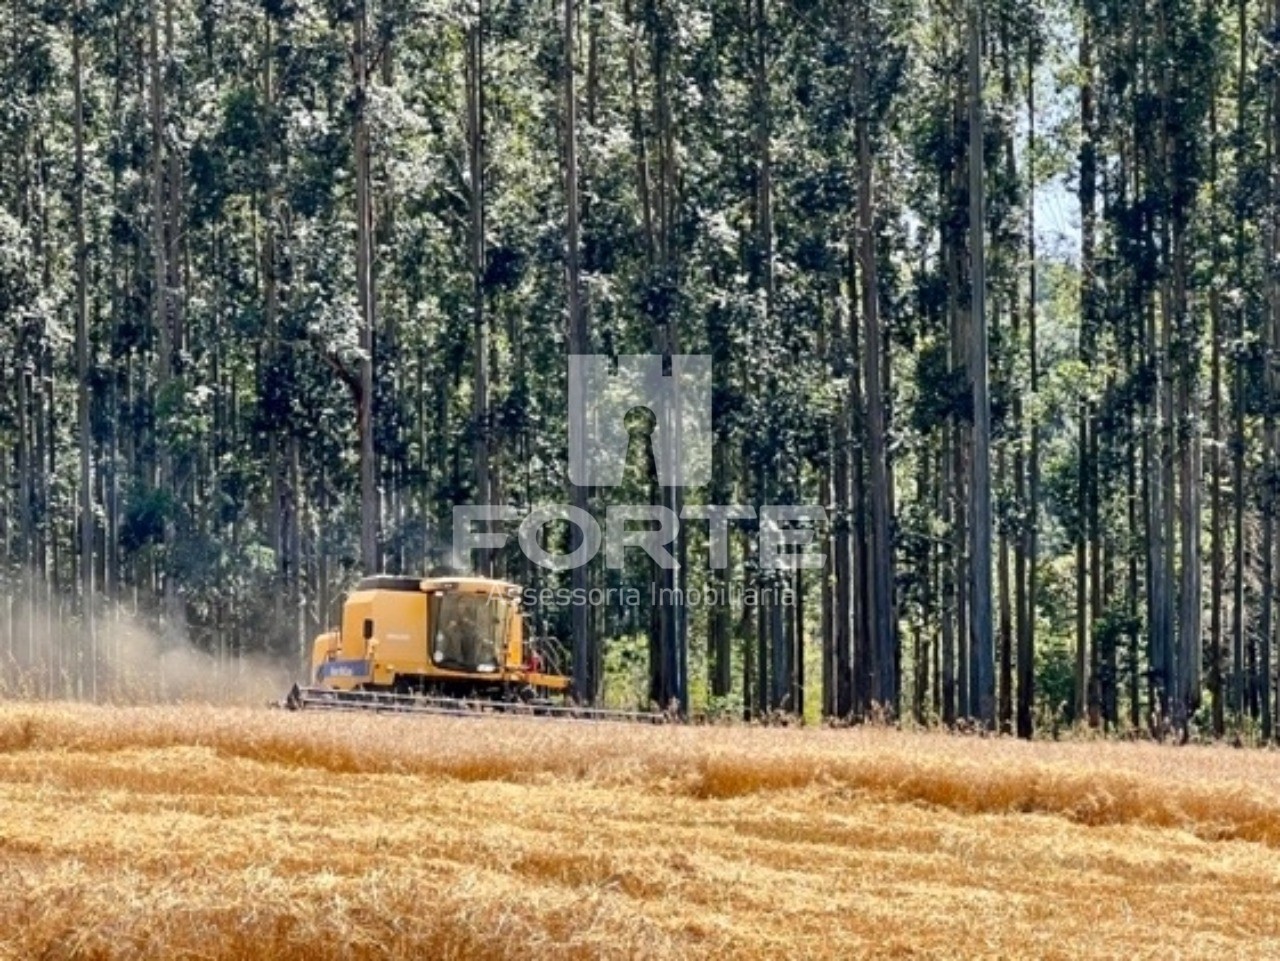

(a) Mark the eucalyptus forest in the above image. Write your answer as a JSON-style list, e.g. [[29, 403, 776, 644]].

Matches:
[[1, 0, 1276, 740]]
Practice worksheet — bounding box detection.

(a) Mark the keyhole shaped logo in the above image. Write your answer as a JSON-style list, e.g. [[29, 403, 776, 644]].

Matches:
[[568, 354, 712, 488]]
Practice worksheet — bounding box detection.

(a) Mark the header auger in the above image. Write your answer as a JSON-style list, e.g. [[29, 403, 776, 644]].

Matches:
[[283, 574, 668, 723]]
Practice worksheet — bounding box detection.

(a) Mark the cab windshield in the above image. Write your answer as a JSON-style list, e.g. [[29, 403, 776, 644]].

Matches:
[[431, 593, 507, 672]]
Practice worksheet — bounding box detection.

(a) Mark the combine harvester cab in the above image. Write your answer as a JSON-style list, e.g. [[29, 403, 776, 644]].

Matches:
[[285, 575, 664, 722]]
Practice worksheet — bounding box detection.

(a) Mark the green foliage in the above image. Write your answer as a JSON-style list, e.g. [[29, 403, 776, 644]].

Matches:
[[120, 488, 172, 556], [1036, 634, 1075, 725], [0, 0, 1273, 740]]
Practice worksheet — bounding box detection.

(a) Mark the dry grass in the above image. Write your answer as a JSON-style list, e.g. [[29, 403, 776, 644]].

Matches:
[[0, 705, 1278, 959]]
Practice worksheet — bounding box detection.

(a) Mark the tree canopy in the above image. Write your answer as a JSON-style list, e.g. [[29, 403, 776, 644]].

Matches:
[[1, 0, 1277, 740]]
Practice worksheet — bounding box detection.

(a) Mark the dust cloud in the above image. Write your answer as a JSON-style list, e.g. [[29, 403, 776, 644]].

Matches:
[[0, 595, 298, 706]]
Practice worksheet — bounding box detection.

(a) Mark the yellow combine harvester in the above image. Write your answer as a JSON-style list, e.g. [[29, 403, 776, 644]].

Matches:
[[313, 575, 570, 695], [283, 575, 661, 721]]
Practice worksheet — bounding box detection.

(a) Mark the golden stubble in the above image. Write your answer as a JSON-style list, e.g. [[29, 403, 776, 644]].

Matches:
[[0, 704, 1278, 960]]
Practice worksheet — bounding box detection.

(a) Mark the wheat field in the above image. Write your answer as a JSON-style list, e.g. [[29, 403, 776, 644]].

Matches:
[[0, 704, 1278, 960]]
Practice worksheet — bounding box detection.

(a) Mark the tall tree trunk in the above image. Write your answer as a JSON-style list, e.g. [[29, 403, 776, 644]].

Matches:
[[641, 0, 685, 714], [262, 14, 288, 656], [73, 5, 96, 698], [1155, 0, 1182, 735], [834, 294, 854, 718], [1018, 36, 1039, 739], [856, 7, 896, 715], [565, 0, 592, 703], [786, 568, 799, 713], [1143, 0, 1174, 732], [1209, 86, 1225, 737], [821, 441, 835, 717], [1076, 2, 1096, 724], [941, 424, 956, 725], [998, 437, 1012, 732], [1265, 0, 1280, 741], [943, 139, 963, 723], [147, 0, 167, 431], [949, 87, 969, 722], [1231, 0, 1248, 724], [967, 0, 995, 727], [756, 0, 776, 715], [354, 0, 378, 572], [915, 447, 932, 724], [148, 0, 176, 633], [850, 255, 872, 717], [623, 0, 654, 261], [998, 19, 1019, 736], [1175, 229, 1202, 737], [468, 4, 491, 573]]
